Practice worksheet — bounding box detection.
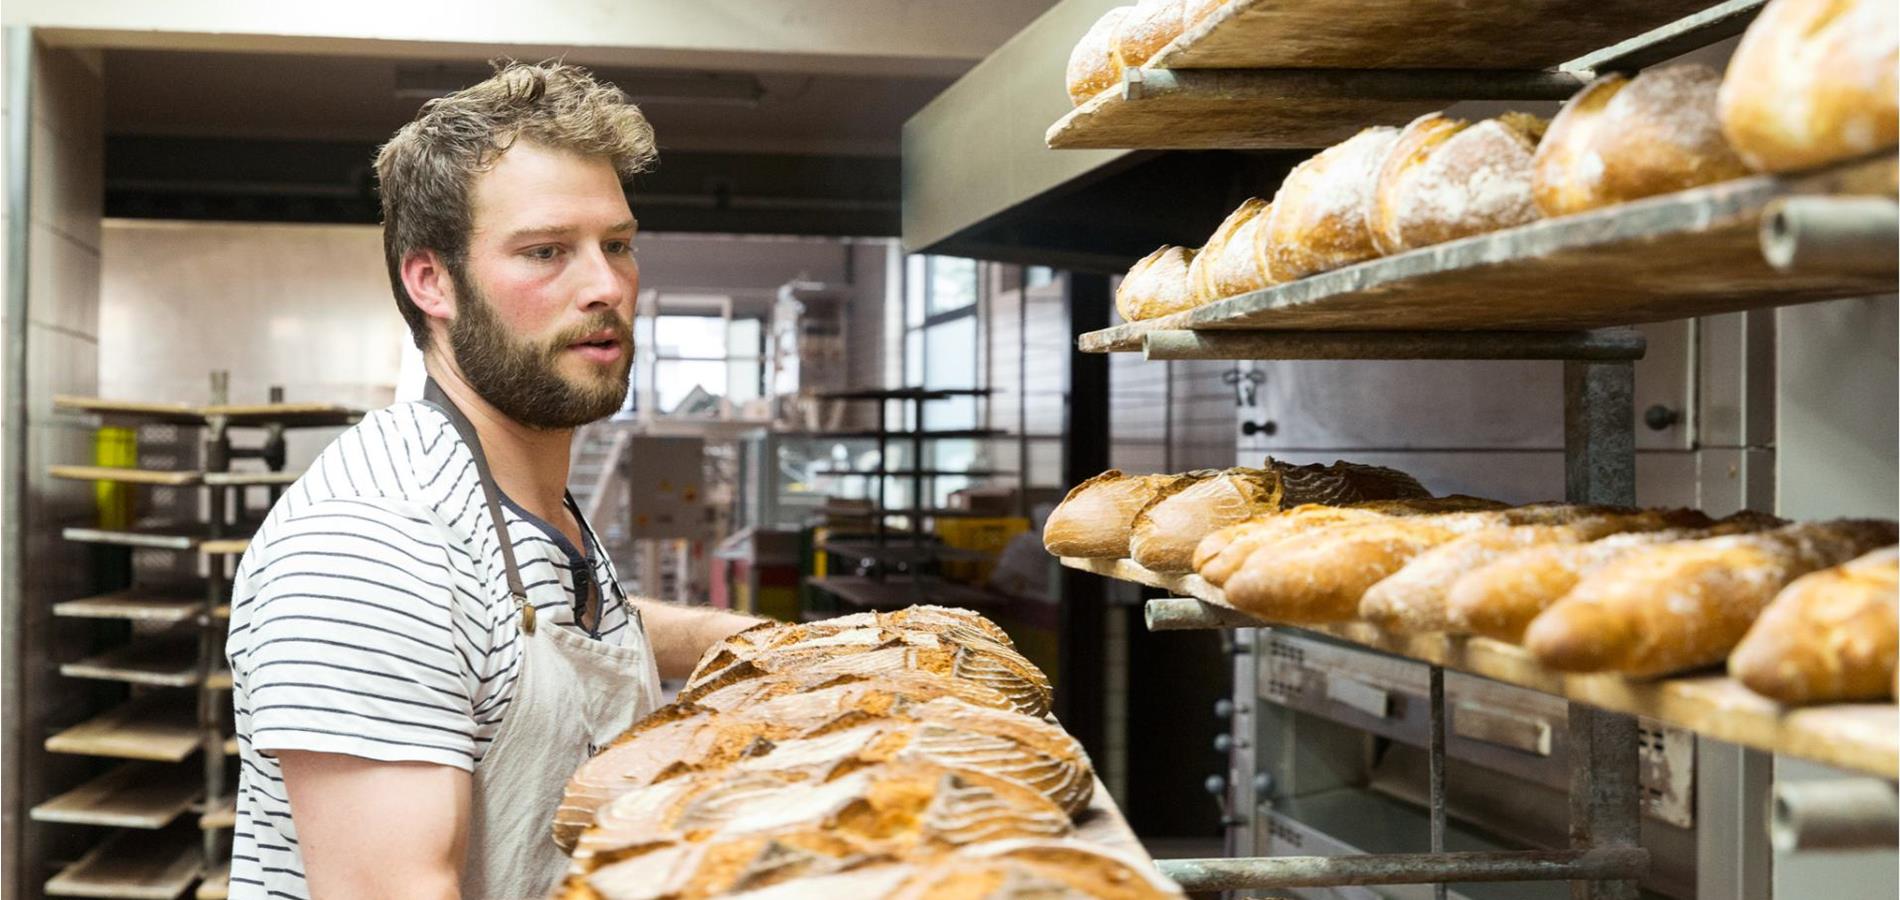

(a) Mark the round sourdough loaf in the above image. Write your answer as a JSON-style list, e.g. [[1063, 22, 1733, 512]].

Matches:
[[1533, 65, 1750, 216], [1717, 0, 1898, 172], [1265, 126, 1401, 280], [1369, 112, 1548, 255], [1065, 6, 1133, 105], [1115, 245, 1199, 321]]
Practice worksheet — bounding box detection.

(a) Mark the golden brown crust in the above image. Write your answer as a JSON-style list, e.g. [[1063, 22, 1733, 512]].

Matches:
[[1112, 0, 1186, 70], [1265, 126, 1401, 280], [1115, 245, 1199, 321], [1525, 519, 1898, 677], [891, 838, 1188, 900], [1370, 112, 1546, 255], [1182, 0, 1228, 30], [1187, 198, 1276, 303], [1130, 467, 1286, 574], [1066, 6, 1133, 106], [1730, 546, 1899, 704], [1044, 470, 1185, 558], [1535, 65, 1751, 216], [1718, 0, 1899, 172], [1192, 495, 1503, 585]]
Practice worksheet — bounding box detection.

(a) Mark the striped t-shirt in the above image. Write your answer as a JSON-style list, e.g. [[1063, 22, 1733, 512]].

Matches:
[[224, 401, 633, 900]]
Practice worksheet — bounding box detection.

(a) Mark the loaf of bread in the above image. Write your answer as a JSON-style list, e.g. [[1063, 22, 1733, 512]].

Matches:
[[1183, 0, 1227, 30], [1369, 112, 1548, 255], [1533, 65, 1750, 216], [1729, 546, 1899, 704], [1187, 198, 1276, 303], [1130, 460, 1431, 574], [1113, 0, 1186, 70], [684, 668, 1013, 718], [567, 762, 1072, 897], [1265, 126, 1401, 280], [1524, 519, 1899, 677], [680, 620, 1053, 718], [1193, 495, 1507, 586], [1360, 508, 1716, 632], [1116, 245, 1199, 322], [1717, 0, 1898, 172], [1046, 469, 1192, 558], [1443, 512, 1783, 643], [1066, 6, 1132, 106], [705, 839, 1188, 900]]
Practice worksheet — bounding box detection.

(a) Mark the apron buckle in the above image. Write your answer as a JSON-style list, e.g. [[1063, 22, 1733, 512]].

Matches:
[[520, 602, 537, 634]]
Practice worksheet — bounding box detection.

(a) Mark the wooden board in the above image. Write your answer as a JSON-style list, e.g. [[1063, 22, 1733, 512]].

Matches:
[[1047, 79, 1442, 150], [1149, 0, 1714, 69], [223, 736, 238, 756], [54, 395, 205, 426], [194, 862, 228, 900], [206, 671, 233, 692], [55, 591, 204, 624], [44, 827, 201, 900], [200, 796, 236, 831], [48, 466, 203, 487], [1060, 557, 1900, 778], [46, 693, 202, 763], [202, 402, 360, 428], [202, 470, 301, 487], [61, 634, 204, 687], [198, 539, 250, 558], [1072, 776, 1150, 861], [31, 763, 201, 829], [62, 525, 204, 552], [1080, 156, 1897, 351]]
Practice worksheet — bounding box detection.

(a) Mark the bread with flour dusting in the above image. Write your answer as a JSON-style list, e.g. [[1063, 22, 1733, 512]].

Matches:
[[1730, 546, 1899, 704], [1266, 126, 1401, 280], [1187, 198, 1276, 302], [1369, 112, 1548, 254], [1718, 0, 1898, 172], [1116, 245, 1199, 321], [1534, 65, 1750, 216]]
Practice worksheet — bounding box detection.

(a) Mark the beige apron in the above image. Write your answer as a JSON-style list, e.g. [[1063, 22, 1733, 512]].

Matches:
[[424, 381, 662, 899]]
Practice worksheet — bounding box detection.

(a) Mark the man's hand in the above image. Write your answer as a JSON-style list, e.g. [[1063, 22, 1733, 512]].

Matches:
[[632, 600, 766, 679], [278, 751, 469, 900]]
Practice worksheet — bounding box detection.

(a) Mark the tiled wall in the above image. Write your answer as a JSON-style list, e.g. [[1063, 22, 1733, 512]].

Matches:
[[12, 41, 108, 897]]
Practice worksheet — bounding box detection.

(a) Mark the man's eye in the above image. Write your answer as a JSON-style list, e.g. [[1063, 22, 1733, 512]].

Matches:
[[528, 246, 562, 261], [606, 240, 632, 255]]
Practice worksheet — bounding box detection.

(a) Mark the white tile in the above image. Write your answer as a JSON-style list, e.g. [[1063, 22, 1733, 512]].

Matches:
[[24, 322, 98, 423], [28, 118, 103, 251], [26, 223, 100, 337]]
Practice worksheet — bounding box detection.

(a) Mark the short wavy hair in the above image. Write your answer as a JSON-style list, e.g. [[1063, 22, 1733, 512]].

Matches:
[[374, 61, 658, 349]]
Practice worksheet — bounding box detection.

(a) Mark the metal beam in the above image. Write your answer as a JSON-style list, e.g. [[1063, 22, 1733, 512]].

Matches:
[[1759, 196, 1900, 278], [1146, 597, 1269, 631], [1772, 779, 1900, 852], [1565, 0, 1768, 76], [1156, 848, 1651, 891], [1142, 329, 1648, 361]]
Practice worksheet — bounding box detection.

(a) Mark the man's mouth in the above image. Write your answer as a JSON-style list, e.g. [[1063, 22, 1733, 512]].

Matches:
[[567, 329, 626, 363]]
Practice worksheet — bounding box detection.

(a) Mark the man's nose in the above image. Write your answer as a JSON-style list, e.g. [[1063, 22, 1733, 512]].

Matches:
[[573, 246, 630, 311]]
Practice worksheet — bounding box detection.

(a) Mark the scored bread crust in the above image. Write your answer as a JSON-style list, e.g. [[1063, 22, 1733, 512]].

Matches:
[[1130, 467, 1285, 574], [1717, 0, 1898, 172], [1113, 0, 1186, 70], [1729, 545, 1899, 704], [1187, 198, 1276, 303], [1533, 65, 1750, 216], [1115, 245, 1199, 321], [1066, 6, 1133, 106], [1265, 126, 1401, 280], [1369, 112, 1548, 255], [1044, 469, 1187, 558]]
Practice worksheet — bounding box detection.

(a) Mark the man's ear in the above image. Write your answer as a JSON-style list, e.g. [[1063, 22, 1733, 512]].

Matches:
[[400, 249, 457, 324]]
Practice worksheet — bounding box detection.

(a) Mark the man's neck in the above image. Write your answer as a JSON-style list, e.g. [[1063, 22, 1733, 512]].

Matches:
[[423, 356, 574, 524]]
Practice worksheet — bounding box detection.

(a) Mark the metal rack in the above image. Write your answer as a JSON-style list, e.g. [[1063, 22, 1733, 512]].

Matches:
[[38, 376, 358, 900]]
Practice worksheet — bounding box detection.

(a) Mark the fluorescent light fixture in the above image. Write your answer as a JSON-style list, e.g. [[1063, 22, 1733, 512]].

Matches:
[[394, 64, 767, 106]]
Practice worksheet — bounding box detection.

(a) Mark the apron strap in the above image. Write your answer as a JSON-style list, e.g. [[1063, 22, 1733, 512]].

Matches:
[[421, 378, 536, 634]]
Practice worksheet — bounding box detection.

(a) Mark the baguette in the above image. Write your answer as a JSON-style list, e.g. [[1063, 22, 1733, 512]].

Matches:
[[1183, 0, 1227, 29], [1193, 495, 1507, 586], [1044, 469, 1186, 558], [1065, 6, 1133, 106], [1360, 508, 1715, 632], [1369, 111, 1548, 255], [1532, 65, 1750, 217], [1264, 126, 1401, 280], [1717, 0, 1898, 172], [1113, 0, 1186, 70], [1115, 245, 1199, 322], [1729, 546, 1899, 704], [1524, 519, 1899, 677], [1187, 198, 1275, 303]]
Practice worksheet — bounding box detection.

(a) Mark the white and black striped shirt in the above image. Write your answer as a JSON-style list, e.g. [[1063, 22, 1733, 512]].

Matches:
[[225, 401, 630, 900]]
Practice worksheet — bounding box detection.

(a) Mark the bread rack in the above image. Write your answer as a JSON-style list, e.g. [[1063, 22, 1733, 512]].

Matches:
[[37, 375, 357, 900]]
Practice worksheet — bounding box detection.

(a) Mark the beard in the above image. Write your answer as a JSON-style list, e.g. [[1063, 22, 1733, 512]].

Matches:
[[447, 265, 633, 430]]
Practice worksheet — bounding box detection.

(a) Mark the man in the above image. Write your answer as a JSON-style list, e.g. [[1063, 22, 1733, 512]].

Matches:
[[225, 62, 761, 899]]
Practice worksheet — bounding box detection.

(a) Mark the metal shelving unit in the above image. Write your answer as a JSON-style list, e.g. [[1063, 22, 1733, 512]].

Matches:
[[41, 377, 358, 900]]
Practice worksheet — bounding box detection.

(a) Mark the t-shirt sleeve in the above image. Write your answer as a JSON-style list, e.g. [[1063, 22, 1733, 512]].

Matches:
[[230, 497, 487, 771]]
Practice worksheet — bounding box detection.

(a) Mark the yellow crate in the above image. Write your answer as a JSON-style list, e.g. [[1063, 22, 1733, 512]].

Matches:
[[934, 517, 1029, 584]]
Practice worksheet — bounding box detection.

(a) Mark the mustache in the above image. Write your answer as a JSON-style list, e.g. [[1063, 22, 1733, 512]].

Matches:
[[548, 313, 633, 350]]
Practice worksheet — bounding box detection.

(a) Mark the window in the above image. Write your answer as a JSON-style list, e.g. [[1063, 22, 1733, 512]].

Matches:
[[902, 255, 982, 506]]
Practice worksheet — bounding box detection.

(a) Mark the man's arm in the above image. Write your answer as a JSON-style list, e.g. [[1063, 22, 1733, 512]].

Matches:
[[278, 752, 469, 900], [631, 600, 765, 679]]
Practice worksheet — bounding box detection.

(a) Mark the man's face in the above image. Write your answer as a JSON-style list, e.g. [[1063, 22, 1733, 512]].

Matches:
[[448, 139, 638, 430]]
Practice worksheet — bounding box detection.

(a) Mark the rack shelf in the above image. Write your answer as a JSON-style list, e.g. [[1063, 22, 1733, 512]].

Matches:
[[807, 575, 1008, 610], [48, 466, 204, 487], [202, 470, 301, 487], [816, 387, 994, 401], [60, 634, 204, 687], [199, 797, 236, 831], [1078, 155, 1896, 352], [54, 591, 204, 624], [197, 539, 250, 558], [30, 763, 200, 829], [44, 826, 201, 900], [1062, 556, 1899, 779], [46, 693, 202, 763], [62, 525, 205, 552], [194, 863, 228, 900], [818, 541, 992, 564], [54, 395, 360, 429]]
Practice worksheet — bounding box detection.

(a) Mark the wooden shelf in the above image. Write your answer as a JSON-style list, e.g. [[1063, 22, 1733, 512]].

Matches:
[[198, 539, 250, 558], [1061, 557, 1899, 779], [199, 796, 235, 831], [46, 693, 202, 763], [194, 862, 228, 900], [61, 635, 204, 688], [807, 575, 1008, 610], [44, 826, 201, 900], [54, 396, 206, 426], [48, 466, 203, 487], [62, 525, 204, 552], [818, 541, 992, 563], [31, 763, 200, 829], [1078, 156, 1896, 351], [223, 736, 237, 757], [201, 470, 300, 487], [1149, 0, 1717, 71], [53, 395, 360, 429], [205, 671, 233, 692], [55, 591, 204, 625]]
